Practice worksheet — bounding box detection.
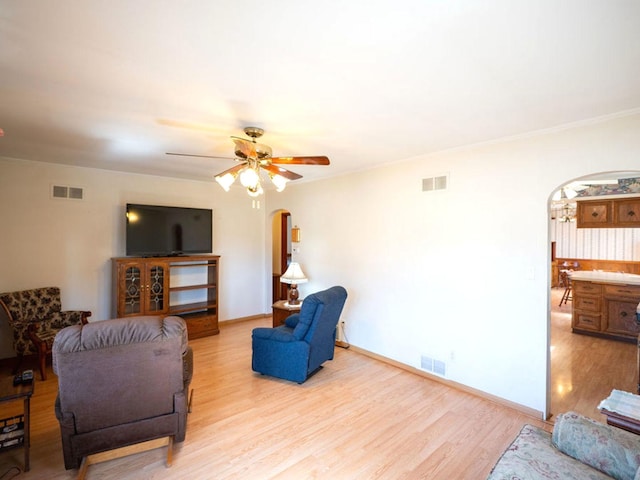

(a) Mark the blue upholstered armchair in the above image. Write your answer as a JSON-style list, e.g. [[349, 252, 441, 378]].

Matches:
[[252, 286, 347, 383]]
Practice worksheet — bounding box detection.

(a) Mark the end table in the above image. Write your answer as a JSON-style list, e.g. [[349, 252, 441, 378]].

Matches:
[[272, 300, 301, 327], [598, 389, 640, 435], [0, 376, 34, 471]]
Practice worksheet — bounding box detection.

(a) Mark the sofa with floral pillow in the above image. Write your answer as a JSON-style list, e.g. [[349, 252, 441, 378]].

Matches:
[[487, 412, 640, 480]]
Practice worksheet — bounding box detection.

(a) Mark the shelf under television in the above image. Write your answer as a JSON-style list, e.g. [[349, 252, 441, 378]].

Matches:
[[169, 283, 216, 293], [169, 301, 216, 316]]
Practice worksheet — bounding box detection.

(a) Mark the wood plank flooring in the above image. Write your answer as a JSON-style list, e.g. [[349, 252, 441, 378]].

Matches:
[[549, 287, 637, 420], [0, 316, 550, 480]]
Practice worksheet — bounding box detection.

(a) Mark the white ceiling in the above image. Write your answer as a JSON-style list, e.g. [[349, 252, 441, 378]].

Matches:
[[1, 1, 640, 185]]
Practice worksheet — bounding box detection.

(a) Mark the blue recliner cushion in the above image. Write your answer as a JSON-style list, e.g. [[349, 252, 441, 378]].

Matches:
[[252, 325, 297, 342], [284, 314, 299, 329]]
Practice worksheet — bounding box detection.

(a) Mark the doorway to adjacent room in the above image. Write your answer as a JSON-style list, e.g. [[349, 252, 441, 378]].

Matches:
[[271, 210, 292, 303], [547, 170, 640, 420]]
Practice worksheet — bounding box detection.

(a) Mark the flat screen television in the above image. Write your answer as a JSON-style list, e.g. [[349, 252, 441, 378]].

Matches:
[[126, 203, 213, 257]]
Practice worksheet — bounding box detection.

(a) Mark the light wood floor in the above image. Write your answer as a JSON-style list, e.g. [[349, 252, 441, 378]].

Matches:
[[0, 316, 553, 480], [549, 287, 637, 420]]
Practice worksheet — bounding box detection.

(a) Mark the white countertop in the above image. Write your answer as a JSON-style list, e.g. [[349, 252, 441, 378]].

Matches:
[[569, 270, 640, 286]]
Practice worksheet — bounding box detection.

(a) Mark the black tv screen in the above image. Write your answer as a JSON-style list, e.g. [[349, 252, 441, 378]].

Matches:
[[126, 204, 212, 256]]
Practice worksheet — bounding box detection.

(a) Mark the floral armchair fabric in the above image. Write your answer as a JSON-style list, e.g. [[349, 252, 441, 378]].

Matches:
[[0, 287, 91, 380]]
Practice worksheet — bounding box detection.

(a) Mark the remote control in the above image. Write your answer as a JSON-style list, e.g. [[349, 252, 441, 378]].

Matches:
[[21, 370, 33, 384]]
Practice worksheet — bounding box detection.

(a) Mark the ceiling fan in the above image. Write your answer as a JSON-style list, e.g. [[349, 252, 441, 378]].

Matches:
[[167, 127, 330, 196]]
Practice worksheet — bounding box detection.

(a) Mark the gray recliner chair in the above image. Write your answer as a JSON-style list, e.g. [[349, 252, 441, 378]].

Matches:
[[53, 315, 193, 478]]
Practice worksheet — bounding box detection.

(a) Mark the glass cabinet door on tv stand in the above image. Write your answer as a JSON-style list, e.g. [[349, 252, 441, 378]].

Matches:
[[113, 259, 169, 316]]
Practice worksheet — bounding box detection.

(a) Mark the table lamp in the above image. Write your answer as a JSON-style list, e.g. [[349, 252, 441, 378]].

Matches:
[[280, 262, 308, 306]]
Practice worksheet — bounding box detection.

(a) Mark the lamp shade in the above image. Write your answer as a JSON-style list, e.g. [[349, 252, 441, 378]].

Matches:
[[280, 262, 308, 284]]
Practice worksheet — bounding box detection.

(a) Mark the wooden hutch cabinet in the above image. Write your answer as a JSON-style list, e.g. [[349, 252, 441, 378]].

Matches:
[[112, 255, 220, 339]]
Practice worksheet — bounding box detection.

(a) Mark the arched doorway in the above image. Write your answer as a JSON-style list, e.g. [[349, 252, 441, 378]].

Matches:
[[271, 210, 292, 303], [548, 170, 640, 420]]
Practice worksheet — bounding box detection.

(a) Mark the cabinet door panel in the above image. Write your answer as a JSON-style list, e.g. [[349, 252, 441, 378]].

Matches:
[[121, 264, 143, 315], [577, 201, 610, 227], [144, 263, 168, 314], [605, 300, 640, 336], [614, 199, 640, 227]]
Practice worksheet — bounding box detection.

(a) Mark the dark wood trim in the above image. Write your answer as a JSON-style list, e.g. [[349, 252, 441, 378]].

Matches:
[[275, 212, 291, 302], [556, 258, 640, 275]]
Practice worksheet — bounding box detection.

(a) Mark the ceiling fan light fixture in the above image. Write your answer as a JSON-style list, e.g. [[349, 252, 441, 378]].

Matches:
[[215, 172, 237, 191], [239, 166, 260, 189], [247, 183, 263, 197], [270, 173, 288, 192], [560, 203, 576, 223]]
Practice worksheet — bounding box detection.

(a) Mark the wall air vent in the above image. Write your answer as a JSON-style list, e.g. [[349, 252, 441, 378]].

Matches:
[[420, 355, 447, 377], [422, 174, 449, 192], [51, 184, 84, 200]]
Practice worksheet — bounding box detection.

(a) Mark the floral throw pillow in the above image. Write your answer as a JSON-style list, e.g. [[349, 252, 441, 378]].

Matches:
[[552, 411, 640, 480]]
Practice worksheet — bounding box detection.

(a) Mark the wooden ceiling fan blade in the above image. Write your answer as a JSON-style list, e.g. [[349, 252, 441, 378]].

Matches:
[[270, 156, 330, 165], [261, 164, 303, 180], [166, 152, 235, 160], [232, 137, 257, 159], [214, 163, 246, 178]]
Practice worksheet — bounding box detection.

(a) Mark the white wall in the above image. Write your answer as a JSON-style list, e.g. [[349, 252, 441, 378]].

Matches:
[[0, 158, 266, 358], [266, 111, 640, 417]]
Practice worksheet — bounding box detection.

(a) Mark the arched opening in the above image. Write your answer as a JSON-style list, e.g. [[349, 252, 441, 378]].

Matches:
[[271, 209, 292, 303], [548, 170, 640, 420]]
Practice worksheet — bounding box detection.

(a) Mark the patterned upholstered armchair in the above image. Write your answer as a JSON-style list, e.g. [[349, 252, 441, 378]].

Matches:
[[0, 287, 91, 380]]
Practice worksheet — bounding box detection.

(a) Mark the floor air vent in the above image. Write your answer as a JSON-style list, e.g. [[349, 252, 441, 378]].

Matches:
[[420, 355, 447, 377], [422, 174, 448, 192], [52, 185, 84, 200]]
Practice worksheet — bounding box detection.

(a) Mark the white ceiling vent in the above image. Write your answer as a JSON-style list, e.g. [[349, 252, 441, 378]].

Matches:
[[51, 185, 84, 200], [422, 174, 449, 192]]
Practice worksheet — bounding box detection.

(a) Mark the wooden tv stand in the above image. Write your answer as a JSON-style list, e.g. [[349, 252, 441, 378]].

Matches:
[[112, 255, 220, 339]]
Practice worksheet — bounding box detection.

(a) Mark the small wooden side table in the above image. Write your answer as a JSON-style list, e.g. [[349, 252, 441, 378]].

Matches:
[[272, 300, 301, 327], [599, 389, 640, 435], [0, 376, 34, 471], [601, 409, 640, 435]]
